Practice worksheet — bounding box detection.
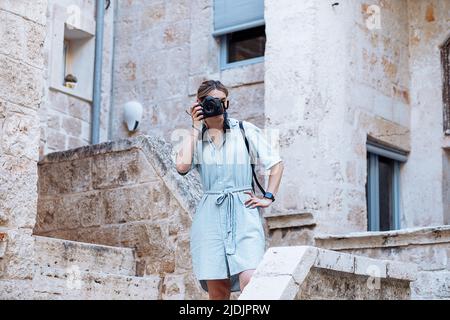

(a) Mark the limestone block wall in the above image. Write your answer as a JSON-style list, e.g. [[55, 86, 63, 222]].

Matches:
[[34, 135, 209, 299], [402, 0, 450, 227], [39, 0, 115, 155], [315, 226, 450, 299], [264, 0, 448, 235], [0, 0, 48, 298], [111, 0, 265, 144], [265, 0, 372, 234], [344, 0, 412, 231]]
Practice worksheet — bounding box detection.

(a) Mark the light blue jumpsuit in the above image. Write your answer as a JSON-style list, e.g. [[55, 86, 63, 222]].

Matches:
[[188, 117, 282, 292]]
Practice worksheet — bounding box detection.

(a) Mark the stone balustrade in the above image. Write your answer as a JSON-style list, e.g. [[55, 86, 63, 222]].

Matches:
[[239, 246, 417, 300]]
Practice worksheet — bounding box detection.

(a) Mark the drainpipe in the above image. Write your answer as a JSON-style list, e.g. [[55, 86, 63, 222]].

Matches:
[[91, 0, 105, 144], [107, 0, 118, 141]]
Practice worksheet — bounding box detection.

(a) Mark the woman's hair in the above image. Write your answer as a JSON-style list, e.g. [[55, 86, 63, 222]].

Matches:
[[197, 80, 229, 101], [196, 80, 230, 133]]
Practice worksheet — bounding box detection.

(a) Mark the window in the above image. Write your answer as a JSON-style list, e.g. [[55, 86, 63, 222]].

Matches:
[[60, 24, 95, 98], [220, 26, 265, 69], [366, 140, 408, 231], [213, 0, 265, 69], [441, 36, 450, 134], [49, 5, 95, 101]]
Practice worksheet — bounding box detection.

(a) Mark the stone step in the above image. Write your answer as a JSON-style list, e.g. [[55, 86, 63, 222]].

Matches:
[[32, 266, 160, 300], [34, 236, 136, 277]]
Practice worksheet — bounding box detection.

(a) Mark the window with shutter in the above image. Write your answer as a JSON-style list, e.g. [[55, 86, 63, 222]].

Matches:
[[214, 0, 266, 70]]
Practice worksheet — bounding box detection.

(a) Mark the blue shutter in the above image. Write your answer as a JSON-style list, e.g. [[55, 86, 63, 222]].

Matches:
[[366, 140, 408, 163], [367, 153, 380, 231], [213, 0, 265, 36]]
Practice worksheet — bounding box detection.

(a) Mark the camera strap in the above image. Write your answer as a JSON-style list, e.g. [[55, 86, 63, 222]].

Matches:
[[238, 120, 266, 195]]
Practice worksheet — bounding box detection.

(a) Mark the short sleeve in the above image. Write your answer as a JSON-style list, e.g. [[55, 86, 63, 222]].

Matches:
[[242, 121, 282, 170]]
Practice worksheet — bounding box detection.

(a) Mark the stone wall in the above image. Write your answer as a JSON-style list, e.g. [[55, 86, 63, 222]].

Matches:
[[111, 0, 265, 145], [39, 0, 115, 156], [34, 135, 210, 299], [402, 0, 450, 227], [264, 0, 448, 235], [315, 226, 450, 299], [0, 0, 48, 298]]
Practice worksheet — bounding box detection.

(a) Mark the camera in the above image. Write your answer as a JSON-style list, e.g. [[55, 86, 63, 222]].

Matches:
[[198, 96, 229, 119]]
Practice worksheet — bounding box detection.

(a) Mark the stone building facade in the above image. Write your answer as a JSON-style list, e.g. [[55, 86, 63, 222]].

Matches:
[[0, 0, 449, 299]]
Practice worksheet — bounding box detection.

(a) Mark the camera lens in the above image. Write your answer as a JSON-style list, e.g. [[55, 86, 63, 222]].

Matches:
[[203, 101, 214, 112]]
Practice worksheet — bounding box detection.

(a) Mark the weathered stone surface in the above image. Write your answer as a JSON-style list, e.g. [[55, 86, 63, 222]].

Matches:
[[0, 229, 35, 280], [38, 159, 92, 195], [411, 270, 450, 300], [354, 256, 387, 278], [297, 268, 411, 300], [103, 182, 170, 224], [0, 232, 7, 258], [0, 10, 46, 68], [0, 154, 38, 229], [34, 196, 59, 233], [162, 274, 186, 300], [315, 226, 450, 250], [240, 275, 299, 300], [0, 0, 47, 25], [386, 261, 418, 282], [315, 226, 449, 299], [0, 55, 44, 109], [92, 149, 158, 189], [264, 211, 315, 230], [315, 249, 355, 274], [240, 246, 415, 300], [119, 222, 176, 275], [32, 266, 160, 300], [253, 246, 317, 285], [34, 236, 136, 276], [0, 279, 34, 300]]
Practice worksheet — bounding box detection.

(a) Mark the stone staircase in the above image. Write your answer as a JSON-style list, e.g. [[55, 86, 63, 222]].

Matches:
[[34, 135, 206, 299], [31, 236, 160, 299], [27, 135, 419, 300]]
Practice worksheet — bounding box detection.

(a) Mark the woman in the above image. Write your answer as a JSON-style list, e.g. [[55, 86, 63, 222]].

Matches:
[[175, 80, 284, 300]]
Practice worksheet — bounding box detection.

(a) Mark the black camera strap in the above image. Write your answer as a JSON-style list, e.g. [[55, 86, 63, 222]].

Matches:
[[238, 120, 266, 195]]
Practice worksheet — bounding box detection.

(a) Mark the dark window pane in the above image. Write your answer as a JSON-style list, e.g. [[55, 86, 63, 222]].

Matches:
[[378, 156, 394, 231], [227, 26, 266, 63]]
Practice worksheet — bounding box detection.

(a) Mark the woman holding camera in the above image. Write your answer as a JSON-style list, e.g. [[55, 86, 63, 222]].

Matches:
[[176, 80, 284, 300]]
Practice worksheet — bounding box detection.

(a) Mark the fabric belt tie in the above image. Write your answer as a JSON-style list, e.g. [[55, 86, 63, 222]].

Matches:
[[204, 185, 253, 255]]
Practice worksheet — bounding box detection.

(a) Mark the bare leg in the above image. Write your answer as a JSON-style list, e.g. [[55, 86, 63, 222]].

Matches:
[[239, 269, 255, 292], [207, 279, 231, 300]]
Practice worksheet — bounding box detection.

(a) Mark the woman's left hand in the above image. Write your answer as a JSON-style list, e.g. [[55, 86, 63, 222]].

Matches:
[[243, 191, 273, 209]]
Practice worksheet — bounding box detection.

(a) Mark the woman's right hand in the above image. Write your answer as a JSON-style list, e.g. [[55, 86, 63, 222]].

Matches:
[[191, 103, 204, 129]]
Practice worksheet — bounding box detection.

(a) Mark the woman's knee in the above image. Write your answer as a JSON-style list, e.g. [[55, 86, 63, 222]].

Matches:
[[239, 269, 255, 291]]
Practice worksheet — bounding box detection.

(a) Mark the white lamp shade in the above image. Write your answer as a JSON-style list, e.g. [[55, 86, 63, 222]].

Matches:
[[123, 101, 143, 132]]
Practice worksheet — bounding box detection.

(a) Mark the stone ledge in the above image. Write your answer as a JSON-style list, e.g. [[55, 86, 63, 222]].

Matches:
[[315, 225, 450, 250], [263, 211, 315, 230], [239, 246, 417, 300], [0, 232, 6, 258], [34, 236, 137, 276], [32, 266, 161, 300], [38, 135, 147, 164]]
